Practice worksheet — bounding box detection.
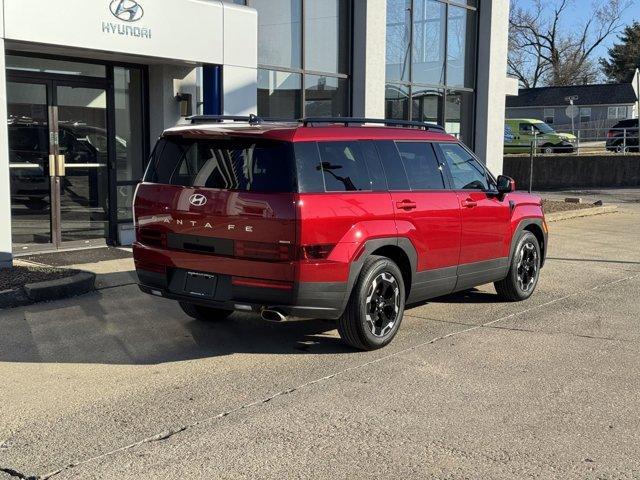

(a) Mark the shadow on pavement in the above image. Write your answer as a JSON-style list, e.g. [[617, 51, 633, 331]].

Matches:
[[426, 288, 502, 304], [0, 287, 353, 365]]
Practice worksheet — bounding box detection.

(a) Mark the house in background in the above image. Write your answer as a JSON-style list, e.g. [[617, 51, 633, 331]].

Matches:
[[505, 79, 639, 136]]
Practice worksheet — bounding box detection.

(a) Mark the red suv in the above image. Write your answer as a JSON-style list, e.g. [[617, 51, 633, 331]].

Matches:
[[133, 116, 547, 350]]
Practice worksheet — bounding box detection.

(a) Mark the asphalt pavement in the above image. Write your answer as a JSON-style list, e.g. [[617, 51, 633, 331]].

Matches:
[[1, 202, 639, 479]]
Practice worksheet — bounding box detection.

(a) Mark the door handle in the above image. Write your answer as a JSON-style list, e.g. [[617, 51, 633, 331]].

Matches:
[[396, 200, 417, 211], [56, 154, 66, 177], [462, 198, 477, 208], [49, 155, 56, 177]]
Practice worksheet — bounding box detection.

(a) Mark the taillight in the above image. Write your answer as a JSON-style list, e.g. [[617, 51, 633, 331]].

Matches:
[[607, 131, 614, 138], [234, 241, 293, 261], [300, 244, 335, 260]]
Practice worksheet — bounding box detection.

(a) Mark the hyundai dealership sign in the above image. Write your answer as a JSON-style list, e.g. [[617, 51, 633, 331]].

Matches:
[[104, 0, 152, 39], [2, 0, 226, 64]]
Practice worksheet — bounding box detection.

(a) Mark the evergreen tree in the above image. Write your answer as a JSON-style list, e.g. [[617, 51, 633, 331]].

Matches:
[[601, 21, 640, 83]]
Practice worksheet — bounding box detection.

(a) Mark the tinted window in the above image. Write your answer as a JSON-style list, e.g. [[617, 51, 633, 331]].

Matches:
[[294, 142, 325, 193], [375, 140, 410, 191], [438, 143, 489, 190], [360, 141, 387, 191], [395, 142, 445, 190], [317, 141, 371, 192], [144, 137, 295, 192]]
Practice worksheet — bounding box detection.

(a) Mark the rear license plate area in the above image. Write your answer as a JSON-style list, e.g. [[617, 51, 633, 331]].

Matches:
[[184, 271, 217, 297]]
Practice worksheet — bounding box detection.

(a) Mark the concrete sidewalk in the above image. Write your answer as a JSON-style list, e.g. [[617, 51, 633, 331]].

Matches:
[[16, 247, 137, 291]]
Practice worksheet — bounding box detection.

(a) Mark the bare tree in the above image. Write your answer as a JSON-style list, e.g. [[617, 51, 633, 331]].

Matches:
[[508, 0, 632, 88]]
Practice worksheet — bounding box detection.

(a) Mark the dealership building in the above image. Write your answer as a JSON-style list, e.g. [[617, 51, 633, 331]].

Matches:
[[0, 0, 515, 268]]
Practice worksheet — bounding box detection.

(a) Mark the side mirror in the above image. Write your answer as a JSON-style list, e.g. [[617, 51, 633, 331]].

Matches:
[[497, 175, 516, 194]]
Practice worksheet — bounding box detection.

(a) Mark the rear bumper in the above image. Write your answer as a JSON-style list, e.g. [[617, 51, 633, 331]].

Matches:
[[137, 268, 347, 320]]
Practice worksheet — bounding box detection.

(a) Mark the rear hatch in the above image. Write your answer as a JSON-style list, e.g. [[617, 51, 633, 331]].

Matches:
[[134, 133, 298, 283]]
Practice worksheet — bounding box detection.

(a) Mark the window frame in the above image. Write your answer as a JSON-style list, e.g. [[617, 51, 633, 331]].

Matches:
[[543, 108, 555, 125]]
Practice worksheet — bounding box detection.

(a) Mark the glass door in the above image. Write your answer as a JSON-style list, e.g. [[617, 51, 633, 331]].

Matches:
[[7, 81, 54, 248], [54, 84, 109, 244], [7, 79, 111, 251]]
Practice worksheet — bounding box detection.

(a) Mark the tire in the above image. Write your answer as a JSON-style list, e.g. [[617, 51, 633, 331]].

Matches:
[[494, 232, 541, 302], [541, 144, 555, 154], [338, 256, 405, 350], [178, 302, 234, 321]]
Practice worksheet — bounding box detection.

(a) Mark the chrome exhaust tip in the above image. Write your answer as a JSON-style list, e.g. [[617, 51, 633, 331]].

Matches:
[[261, 308, 287, 323]]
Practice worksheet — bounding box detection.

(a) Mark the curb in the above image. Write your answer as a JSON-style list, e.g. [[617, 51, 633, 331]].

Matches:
[[546, 205, 618, 223], [1, 271, 96, 309]]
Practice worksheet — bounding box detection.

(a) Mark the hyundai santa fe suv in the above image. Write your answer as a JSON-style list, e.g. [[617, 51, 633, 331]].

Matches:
[[133, 116, 548, 350]]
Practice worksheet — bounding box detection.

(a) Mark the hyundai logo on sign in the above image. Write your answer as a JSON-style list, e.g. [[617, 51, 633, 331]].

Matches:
[[110, 0, 144, 22], [189, 194, 208, 207]]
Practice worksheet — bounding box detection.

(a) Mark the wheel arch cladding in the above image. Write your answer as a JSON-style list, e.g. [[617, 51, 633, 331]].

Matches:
[[511, 219, 547, 268], [370, 245, 413, 299], [342, 238, 418, 313]]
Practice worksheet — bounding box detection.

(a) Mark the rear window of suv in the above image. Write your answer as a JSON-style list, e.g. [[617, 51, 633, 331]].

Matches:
[[144, 137, 296, 193]]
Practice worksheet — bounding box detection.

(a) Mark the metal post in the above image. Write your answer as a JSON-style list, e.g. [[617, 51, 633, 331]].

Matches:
[[529, 133, 538, 194], [623, 128, 627, 154], [576, 129, 580, 155]]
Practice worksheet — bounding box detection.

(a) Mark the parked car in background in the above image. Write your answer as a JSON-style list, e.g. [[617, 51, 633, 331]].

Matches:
[[504, 119, 576, 154], [606, 119, 639, 153], [134, 116, 548, 351]]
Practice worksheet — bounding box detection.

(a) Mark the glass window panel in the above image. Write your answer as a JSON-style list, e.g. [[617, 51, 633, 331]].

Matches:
[[447, 6, 476, 88], [412, 0, 446, 85], [146, 138, 296, 192], [304, 75, 349, 117], [375, 140, 410, 190], [257, 69, 302, 118], [360, 141, 388, 191], [6, 55, 106, 78], [317, 141, 371, 191], [116, 185, 135, 221], [294, 142, 325, 193], [385, 84, 410, 120], [7, 82, 52, 245], [396, 142, 445, 190], [305, 0, 350, 74], [248, 0, 301, 68], [411, 87, 443, 124], [445, 89, 474, 146], [114, 67, 145, 182], [438, 143, 488, 190], [386, 0, 411, 82]]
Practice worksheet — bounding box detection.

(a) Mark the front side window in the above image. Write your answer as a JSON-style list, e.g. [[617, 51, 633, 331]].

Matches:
[[145, 138, 295, 192], [395, 142, 445, 190], [317, 141, 371, 192], [438, 143, 488, 190]]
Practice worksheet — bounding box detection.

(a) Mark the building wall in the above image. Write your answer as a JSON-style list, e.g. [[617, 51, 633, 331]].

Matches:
[[506, 105, 635, 130], [474, 0, 512, 175]]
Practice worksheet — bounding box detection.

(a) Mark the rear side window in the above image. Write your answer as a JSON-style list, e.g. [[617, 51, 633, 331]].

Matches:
[[144, 137, 295, 192], [438, 143, 489, 191], [375, 140, 410, 191], [317, 141, 371, 192], [395, 142, 445, 190]]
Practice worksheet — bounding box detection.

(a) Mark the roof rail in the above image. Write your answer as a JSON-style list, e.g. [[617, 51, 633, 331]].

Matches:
[[301, 117, 447, 133], [188, 114, 264, 125]]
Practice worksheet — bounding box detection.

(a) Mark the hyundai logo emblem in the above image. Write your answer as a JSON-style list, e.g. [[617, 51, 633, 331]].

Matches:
[[109, 0, 144, 22], [189, 194, 207, 207]]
